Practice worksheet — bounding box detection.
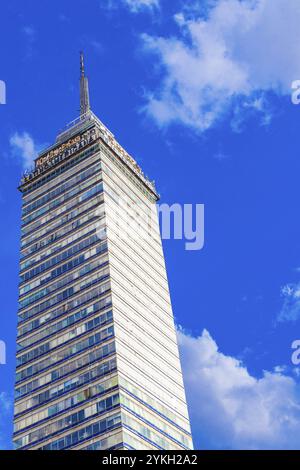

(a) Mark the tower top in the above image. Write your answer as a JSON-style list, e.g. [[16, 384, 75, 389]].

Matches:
[[80, 51, 90, 116]]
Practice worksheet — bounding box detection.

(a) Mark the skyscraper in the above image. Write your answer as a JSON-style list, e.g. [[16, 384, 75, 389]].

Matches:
[[13, 54, 193, 451]]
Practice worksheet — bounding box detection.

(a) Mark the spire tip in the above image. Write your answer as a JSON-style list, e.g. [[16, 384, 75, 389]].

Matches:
[[79, 52, 90, 116], [80, 51, 85, 76]]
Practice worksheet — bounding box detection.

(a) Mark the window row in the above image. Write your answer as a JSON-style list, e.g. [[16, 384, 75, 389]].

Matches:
[[23, 162, 101, 216], [122, 431, 156, 450], [19, 275, 110, 324], [21, 214, 104, 271], [15, 357, 117, 413], [19, 243, 108, 303], [17, 309, 113, 366], [18, 298, 111, 351], [21, 181, 103, 237], [119, 376, 190, 434], [18, 282, 111, 339], [20, 233, 102, 283], [38, 412, 121, 451], [22, 171, 103, 227], [122, 413, 182, 451], [15, 393, 120, 448], [21, 192, 103, 250], [19, 258, 109, 310], [16, 327, 114, 382], [22, 144, 100, 198], [120, 394, 191, 448], [18, 286, 110, 338], [80, 431, 123, 451], [15, 376, 119, 432], [20, 249, 108, 298], [15, 340, 116, 396], [101, 159, 154, 213]]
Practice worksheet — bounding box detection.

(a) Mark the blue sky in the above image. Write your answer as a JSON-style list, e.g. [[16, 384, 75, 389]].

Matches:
[[1, 0, 300, 450]]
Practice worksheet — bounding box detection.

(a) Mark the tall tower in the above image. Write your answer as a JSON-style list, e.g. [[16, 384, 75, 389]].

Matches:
[[13, 54, 193, 450]]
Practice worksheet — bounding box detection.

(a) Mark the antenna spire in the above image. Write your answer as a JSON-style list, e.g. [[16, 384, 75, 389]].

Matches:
[[80, 51, 90, 116]]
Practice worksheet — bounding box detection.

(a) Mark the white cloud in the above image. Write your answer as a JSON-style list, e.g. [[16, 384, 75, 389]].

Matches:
[[90, 40, 104, 55], [143, 0, 300, 132], [0, 393, 10, 413], [277, 283, 300, 323], [178, 328, 300, 449], [22, 26, 36, 39], [104, 0, 159, 13], [125, 0, 159, 12], [22, 26, 36, 59], [10, 132, 41, 170], [0, 393, 12, 450]]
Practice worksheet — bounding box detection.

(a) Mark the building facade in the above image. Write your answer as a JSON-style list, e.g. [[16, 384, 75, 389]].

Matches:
[[13, 55, 193, 450]]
